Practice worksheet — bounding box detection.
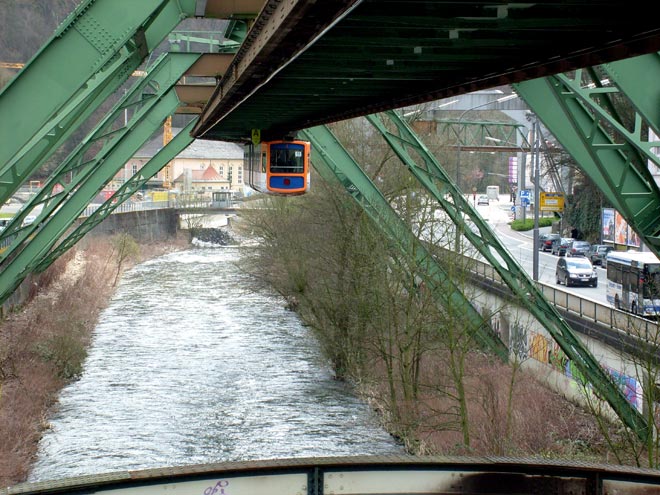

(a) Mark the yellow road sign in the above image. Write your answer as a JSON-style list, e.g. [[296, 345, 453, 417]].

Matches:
[[540, 192, 564, 212], [251, 129, 261, 145]]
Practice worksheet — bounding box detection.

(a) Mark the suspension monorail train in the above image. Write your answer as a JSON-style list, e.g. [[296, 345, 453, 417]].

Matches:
[[244, 140, 311, 195]]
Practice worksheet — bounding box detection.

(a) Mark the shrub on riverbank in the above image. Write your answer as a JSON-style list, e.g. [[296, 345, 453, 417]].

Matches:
[[236, 184, 614, 461]]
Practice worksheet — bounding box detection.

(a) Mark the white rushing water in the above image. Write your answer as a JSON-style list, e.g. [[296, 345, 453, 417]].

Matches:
[[29, 247, 402, 482]]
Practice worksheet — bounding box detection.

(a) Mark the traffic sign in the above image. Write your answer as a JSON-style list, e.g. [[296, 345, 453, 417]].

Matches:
[[540, 192, 564, 212]]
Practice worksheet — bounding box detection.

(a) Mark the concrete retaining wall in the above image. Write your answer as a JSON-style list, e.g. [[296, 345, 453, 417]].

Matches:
[[2, 209, 179, 314], [80, 208, 178, 242]]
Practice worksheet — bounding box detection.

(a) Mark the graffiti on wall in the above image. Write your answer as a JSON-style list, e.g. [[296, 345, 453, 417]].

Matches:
[[528, 331, 642, 410]]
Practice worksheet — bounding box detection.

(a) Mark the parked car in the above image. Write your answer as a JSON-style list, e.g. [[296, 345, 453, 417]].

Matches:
[[540, 233, 560, 251], [551, 237, 573, 256], [567, 240, 591, 257], [588, 244, 612, 266], [477, 195, 489, 206], [556, 257, 598, 287]]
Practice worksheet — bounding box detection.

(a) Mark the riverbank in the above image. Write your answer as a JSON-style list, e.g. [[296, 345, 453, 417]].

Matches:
[[0, 235, 189, 487]]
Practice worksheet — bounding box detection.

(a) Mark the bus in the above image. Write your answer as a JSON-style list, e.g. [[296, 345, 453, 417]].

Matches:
[[605, 250, 660, 316], [244, 140, 310, 195]]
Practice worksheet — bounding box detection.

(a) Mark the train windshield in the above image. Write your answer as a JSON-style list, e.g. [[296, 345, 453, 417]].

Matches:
[[270, 144, 305, 174]]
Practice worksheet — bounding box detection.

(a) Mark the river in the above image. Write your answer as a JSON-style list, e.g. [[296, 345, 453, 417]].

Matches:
[[29, 246, 402, 482]]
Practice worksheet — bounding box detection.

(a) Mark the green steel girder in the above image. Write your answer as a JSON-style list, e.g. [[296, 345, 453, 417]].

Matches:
[[433, 121, 531, 152], [602, 52, 660, 132], [514, 69, 660, 252], [224, 20, 250, 44], [0, 79, 193, 306], [366, 110, 649, 441], [0, 0, 196, 205], [34, 119, 197, 274], [0, 53, 201, 256], [168, 31, 242, 54], [0, 47, 143, 204], [300, 126, 509, 362]]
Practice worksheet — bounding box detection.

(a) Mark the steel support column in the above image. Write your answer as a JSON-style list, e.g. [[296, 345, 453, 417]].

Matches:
[[0, 54, 198, 305], [0, 0, 196, 205], [0, 53, 200, 256], [602, 53, 660, 136], [0, 47, 143, 204], [35, 119, 197, 274], [514, 68, 660, 253], [366, 110, 649, 441], [301, 125, 509, 361]]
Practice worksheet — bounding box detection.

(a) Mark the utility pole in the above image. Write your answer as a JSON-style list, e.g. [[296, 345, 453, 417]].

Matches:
[[532, 117, 540, 281], [519, 141, 527, 223]]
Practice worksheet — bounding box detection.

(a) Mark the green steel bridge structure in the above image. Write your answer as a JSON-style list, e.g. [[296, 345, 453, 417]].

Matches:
[[1, 0, 660, 448]]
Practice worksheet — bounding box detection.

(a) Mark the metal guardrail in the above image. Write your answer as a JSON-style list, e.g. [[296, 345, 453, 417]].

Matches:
[[4, 456, 660, 494], [1, 198, 231, 254], [467, 254, 657, 341], [79, 200, 173, 217]]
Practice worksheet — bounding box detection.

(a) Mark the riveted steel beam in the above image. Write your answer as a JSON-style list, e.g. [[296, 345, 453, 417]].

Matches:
[[0, 0, 196, 205], [514, 68, 660, 253], [35, 119, 197, 274], [0, 47, 143, 204], [0, 53, 200, 253], [0, 53, 199, 306], [431, 121, 531, 152], [602, 52, 660, 133], [366, 109, 649, 442], [301, 125, 509, 362]]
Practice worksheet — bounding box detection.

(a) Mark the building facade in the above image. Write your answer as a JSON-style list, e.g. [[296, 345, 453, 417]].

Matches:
[[111, 128, 245, 195]]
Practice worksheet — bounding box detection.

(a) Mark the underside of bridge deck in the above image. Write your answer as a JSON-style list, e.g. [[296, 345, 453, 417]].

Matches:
[[193, 1, 660, 143]]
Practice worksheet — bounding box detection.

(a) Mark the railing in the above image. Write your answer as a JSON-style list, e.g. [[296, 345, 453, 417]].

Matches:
[[1, 197, 233, 254], [79, 200, 172, 217], [4, 456, 660, 495], [466, 252, 657, 340]]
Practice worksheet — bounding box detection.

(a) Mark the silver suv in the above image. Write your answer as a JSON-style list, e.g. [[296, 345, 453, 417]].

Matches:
[[556, 257, 598, 287], [567, 240, 590, 257]]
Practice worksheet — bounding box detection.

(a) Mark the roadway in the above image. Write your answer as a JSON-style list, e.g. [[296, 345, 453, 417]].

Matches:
[[1, 191, 609, 306], [475, 196, 608, 305]]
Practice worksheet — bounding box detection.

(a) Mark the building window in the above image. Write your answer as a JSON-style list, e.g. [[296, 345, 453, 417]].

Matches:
[[132, 163, 138, 175]]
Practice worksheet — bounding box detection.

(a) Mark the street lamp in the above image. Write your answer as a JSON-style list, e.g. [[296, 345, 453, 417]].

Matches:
[[530, 115, 541, 282], [485, 120, 542, 282], [403, 99, 459, 118]]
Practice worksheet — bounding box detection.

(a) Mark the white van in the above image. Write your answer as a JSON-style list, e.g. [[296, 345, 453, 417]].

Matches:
[[486, 185, 499, 201]]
